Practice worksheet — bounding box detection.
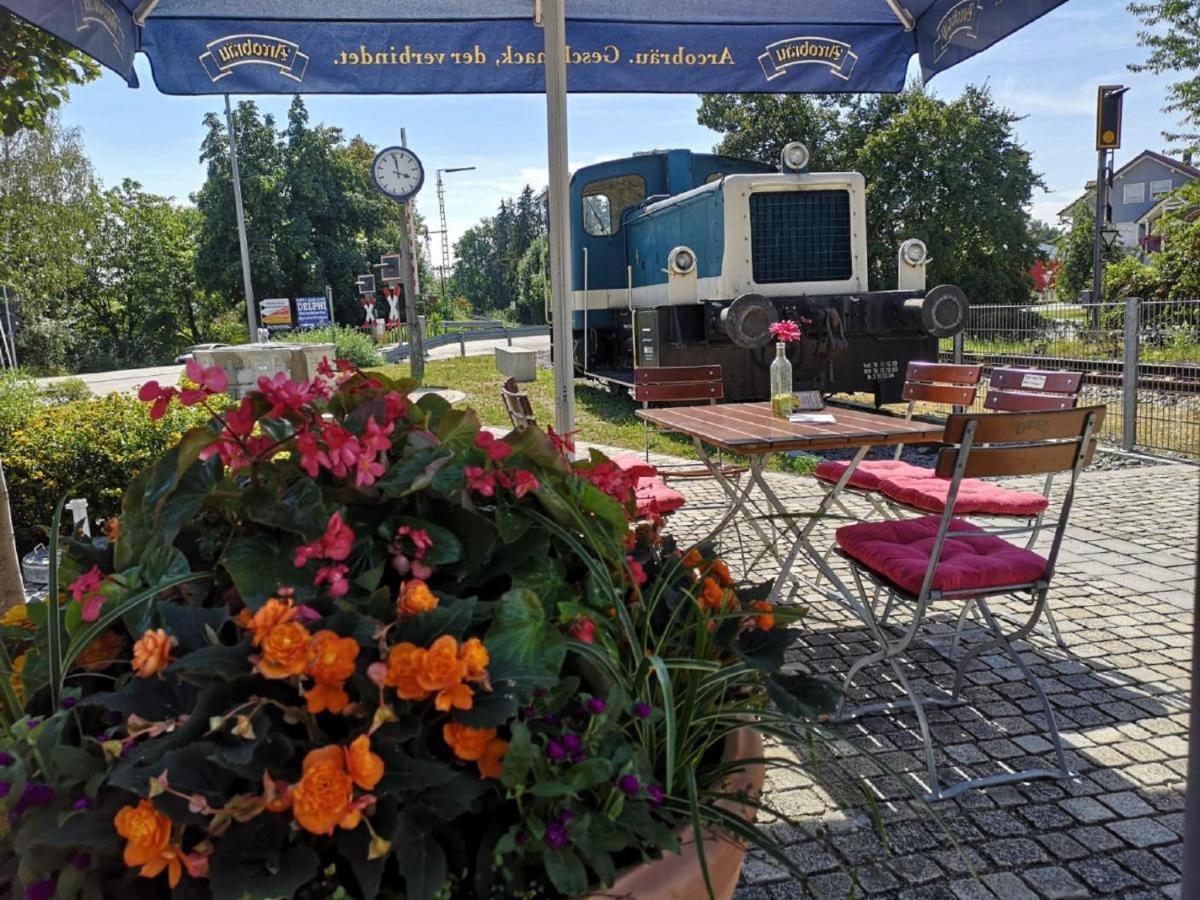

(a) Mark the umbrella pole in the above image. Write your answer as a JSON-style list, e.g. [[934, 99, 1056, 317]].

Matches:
[[225, 94, 258, 343], [541, 0, 576, 443]]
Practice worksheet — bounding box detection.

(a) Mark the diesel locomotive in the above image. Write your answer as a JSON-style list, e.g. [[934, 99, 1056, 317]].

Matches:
[[566, 144, 968, 404]]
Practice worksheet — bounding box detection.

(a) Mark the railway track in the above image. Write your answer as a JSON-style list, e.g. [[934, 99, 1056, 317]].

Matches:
[[940, 351, 1200, 394]]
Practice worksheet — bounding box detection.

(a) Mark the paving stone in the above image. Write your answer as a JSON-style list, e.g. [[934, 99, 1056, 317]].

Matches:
[[801, 871, 853, 898], [853, 864, 901, 894], [948, 880, 994, 900], [1098, 790, 1157, 818], [1069, 857, 1143, 893], [1020, 865, 1091, 899], [1059, 796, 1114, 823], [981, 838, 1047, 868], [1036, 831, 1091, 861], [783, 841, 838, 875], [1115, 849, 1181, 885], [1106, 816, 1178, 848], [982, 871, 1039, 900]]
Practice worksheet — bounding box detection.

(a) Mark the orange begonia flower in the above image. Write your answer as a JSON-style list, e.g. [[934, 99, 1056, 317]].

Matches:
[[304, 630, 359, 713], [384, 642, 431, 701], [698, 577, 725, 612], [257, 622, 311, 679], [477, 738, 508, 780], [458, 637, 489, 682], [708, 559, 733, 587], [416, 635, 466, 693], [132, 628, 177, 679], [434, 682, 474, 712], [396, 579, 439, 617], [76, 630, 124, 672], [345, 735, 385, 791], [114, 799, 185, 887], [442, 722, 496, 762], [680, 548, 703, 569], [291, 746, 359, 836], [749, 600, 775, 631], [247, 598, 298, 647]]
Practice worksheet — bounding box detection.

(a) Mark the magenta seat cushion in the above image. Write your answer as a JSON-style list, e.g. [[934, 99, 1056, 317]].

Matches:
[[814, 459, 933, 491], [836, 516, 1048, 596], [633, 475, 686, 516], [879, 475, 1049, 517], [610, 453, 658, 481]]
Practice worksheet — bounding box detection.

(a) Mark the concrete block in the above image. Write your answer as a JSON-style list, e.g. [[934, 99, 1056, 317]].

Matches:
[[495, 346, 536, 382], [194, 342, 336, 398]]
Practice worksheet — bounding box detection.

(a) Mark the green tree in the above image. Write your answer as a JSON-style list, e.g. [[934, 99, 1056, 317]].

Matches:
[[1054, 201, 1100, 301], [0, 11, 99, 136], [1128, 0, 1200, 151], [700, 86, 1044, 304], [514, 235, 549, 324], [451, 185, 545, 315], [453, 219, 501, 313]]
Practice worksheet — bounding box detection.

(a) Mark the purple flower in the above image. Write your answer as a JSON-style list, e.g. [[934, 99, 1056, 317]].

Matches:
[[571, 750, 588, 764], [15, 783, 53, 813], [25, 880, 55, 900], [70, 853, 90, 871], [559, 808, 576, 824], [545, 739, 566, 762], [61, 697, 77, 710], [541, 713, 560, 727], [617, 774, 640, 796], [72, 797, 92, 812], [24, 719, 39, 729], [0, 751, 14, 767], [544, 821, 568, 849], [561, 732, 582, 754], [519, 706, 535, 719], [585, 697, 607, 715], [0, 780, 10, 798], [647, 784, 665, 808], [632, 702, 652, 719]]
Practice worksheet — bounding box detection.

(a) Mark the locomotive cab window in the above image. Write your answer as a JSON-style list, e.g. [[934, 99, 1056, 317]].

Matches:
[[581, 174, 646, 236]]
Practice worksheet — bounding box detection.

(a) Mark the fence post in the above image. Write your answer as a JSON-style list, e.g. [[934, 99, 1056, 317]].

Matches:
[[458, 332, 466, 358], [952, 331, 965, 414], [1122, 296, 1139, 451]]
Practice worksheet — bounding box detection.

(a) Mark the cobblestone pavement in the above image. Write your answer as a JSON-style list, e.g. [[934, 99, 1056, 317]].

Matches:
[[589, 444, 1197, 900]]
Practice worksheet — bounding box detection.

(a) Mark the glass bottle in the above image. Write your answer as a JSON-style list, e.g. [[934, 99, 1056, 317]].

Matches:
[[770, 342, 794, 418]]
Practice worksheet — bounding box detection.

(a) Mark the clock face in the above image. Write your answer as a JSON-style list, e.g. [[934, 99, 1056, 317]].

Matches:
[[371, 147, 424, 200]]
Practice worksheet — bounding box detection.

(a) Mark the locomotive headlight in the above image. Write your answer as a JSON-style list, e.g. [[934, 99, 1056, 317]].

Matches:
[[780, 141, 810, 172], [900, 238, 928, 266], [668, 245, 696, 275]]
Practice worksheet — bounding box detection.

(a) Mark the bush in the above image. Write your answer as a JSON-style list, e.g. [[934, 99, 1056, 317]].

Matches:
[[208, 308, 252, 346], [4, 394, 214, 550], [280, 324, 381, 368], [40, 377, 91, 405], [0, 370, 43, 448]]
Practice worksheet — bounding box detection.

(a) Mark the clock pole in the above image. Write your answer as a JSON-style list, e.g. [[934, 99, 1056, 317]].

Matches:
[[398, 130, 425, 380]]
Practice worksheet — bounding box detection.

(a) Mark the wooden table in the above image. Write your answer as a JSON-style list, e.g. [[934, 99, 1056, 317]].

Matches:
[[636, 402, 945, 609]]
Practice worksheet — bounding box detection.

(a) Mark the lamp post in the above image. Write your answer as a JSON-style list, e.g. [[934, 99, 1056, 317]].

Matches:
[[433, 166, 476, 302]]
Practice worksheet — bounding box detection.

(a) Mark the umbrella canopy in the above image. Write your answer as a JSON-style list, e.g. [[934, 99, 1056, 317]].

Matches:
[[3, 0, 1069, 437], [5, 1, 1065, 94]]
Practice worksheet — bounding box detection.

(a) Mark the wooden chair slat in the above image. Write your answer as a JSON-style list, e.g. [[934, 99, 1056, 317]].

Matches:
[[501, 376, 537, 429], [943, 405, 1105, 443], [984, 390, 1079, 412], [988, 368, 1083, 394], [936, 439, 1097, 478], [902, 382, 978, 406], [634, 382, 725, 402], [634, 365, 723, 385], [905, 361, 983, 385]]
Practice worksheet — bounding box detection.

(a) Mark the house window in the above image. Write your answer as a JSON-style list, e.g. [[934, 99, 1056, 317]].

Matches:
[[1150, 179, 1173, 199], [1123, 181, 1145, 205], [581, 174, 646, 236]]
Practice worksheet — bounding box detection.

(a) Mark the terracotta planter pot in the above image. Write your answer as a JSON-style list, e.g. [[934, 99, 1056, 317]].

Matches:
[[579, 727, 765, 900]]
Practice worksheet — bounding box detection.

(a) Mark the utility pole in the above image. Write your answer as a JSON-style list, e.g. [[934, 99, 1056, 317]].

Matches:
[[397, 129, 425, 381], [434, 166, 475, 301], [225, 94, 257, 342]]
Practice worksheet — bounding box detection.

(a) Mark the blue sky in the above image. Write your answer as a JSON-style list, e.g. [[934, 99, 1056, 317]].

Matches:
[[59, 1, 1185, 266]]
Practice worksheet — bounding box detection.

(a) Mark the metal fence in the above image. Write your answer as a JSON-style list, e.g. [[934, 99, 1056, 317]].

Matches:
[[939, 298, 1200, 461], [387, 324, 549, 362]]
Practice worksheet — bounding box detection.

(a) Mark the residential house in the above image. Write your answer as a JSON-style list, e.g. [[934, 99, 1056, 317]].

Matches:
[[1058, 149, 1198, 259]]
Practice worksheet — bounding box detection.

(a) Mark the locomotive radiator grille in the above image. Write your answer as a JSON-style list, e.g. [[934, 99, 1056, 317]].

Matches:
[[749, 190, 852, 284]]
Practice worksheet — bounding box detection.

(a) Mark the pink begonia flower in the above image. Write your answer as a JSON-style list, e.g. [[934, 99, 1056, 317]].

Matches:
[[464, 466, 496, 498], [581, 462, 632, 503], [137, 381, 178, 420], [570, 618, 597, 644], [180, 359, 228, 406], [383, 391, 409, 423], [547, 425, 576, 454], [512, 470, 540, 498], [768, 320, 802, 343], [354, 452, 386, 487], [314, 564, 350, 597], [626, 557, 648, 585], [392, 526, 435, 580], [68, 566, 106, 622], [317, 423, 360, 478], [295, 430, 322, 478], [475, 430, 513, 462], [361, 417, 394, 456], [294, 511, 355, 568], [256, 372, 316, 418]]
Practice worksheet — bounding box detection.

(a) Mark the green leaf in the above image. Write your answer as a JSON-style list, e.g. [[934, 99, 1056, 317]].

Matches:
[[242, 476, 330, 537], [544, 847, 589, 896], [395, 596, 476, 647], [430, 460, 466, 493], [46, 493, 69, 710], [485, 588, 565, 675], [157, 603, 228, 653], [736, 626, 794, 674], [392, 820, 448, 900], [335, 798, 397, 900], [500, 721, 535, 788], [434, 407, 481, 447], [495, 505, 531, 544], [165, 641, 252, 684], [566, 757, 614, 791], [223, 534, 313, 609], [648, 654, 678, 792], [377, 444, 453, 497], [209, 818, 320, 900]]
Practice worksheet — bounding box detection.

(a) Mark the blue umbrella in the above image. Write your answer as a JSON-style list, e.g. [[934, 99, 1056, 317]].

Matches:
[[3, 0, 1069, 434]]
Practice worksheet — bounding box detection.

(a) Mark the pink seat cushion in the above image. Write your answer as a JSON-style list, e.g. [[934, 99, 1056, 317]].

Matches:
[[814, 459, 933, 491], [879, 476, 1049, 517], [610, 453, 658, 481], [836, 516, 1049, 596], [633, 475, 685, 516]]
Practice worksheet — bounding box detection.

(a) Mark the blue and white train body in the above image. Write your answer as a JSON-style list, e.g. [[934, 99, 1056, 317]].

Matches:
[[567, 145, 968, 403]]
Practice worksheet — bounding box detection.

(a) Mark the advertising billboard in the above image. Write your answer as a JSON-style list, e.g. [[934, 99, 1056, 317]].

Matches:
[[296, 295, 331, 328], [260, 297, 293, 327]]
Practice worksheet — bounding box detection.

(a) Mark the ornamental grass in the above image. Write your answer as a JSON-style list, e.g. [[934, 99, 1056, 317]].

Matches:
[[0, 357, 845, 899]]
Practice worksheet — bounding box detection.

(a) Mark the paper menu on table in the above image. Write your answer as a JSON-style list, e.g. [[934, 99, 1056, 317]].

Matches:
[[788, 413, 837, 423]]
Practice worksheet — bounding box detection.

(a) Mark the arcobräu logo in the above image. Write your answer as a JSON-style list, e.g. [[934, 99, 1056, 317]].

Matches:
[[74, 0, 125, 56], [758, 36, 858, 82], [199, 34, 310, 83], [933, 0, 984, 62]]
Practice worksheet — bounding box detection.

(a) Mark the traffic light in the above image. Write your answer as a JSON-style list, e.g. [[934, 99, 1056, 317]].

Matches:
[[1096, 85, 1127, 150]]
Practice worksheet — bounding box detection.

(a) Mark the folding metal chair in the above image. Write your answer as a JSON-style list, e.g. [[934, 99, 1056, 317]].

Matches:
[[830, 405, 1104, 802]]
